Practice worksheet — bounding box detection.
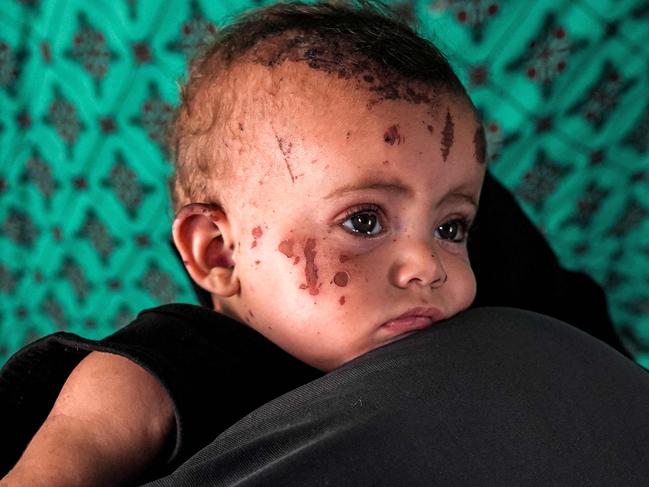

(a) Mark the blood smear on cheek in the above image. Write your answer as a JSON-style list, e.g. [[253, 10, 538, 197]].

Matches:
[[339, 296, 346, 306], [278, 239, 294, 258], [251, 226, 263, 249], [333, 271, 349, 287], [304, 238, 319, 295]]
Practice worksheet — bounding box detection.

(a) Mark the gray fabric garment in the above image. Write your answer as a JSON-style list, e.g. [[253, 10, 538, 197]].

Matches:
[[145, 307, 649, 487]]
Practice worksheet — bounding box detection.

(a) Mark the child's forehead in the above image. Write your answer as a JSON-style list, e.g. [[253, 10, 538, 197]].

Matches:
[[219, 62, 480, 203], [235, 60, 471, 128]]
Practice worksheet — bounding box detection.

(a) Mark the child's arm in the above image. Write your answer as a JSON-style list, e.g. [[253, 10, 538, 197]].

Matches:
[[1, 351, 174, 487]]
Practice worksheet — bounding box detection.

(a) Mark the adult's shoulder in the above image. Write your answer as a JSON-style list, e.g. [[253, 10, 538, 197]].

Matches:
[[148, 307, 649, 486]]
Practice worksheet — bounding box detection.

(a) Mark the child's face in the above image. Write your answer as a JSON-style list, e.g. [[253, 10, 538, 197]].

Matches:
[[224, 73, 485, 371]]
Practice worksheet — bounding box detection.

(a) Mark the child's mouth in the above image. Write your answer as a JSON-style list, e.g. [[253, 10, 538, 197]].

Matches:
[[382, 307, 444, 334], [383, 316, 434, 334]]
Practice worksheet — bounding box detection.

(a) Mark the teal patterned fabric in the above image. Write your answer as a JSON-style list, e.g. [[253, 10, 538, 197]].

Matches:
[[1, 0, 648, 366]]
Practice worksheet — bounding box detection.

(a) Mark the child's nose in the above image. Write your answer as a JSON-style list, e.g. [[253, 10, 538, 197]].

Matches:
[[389, 240, 448, 289]]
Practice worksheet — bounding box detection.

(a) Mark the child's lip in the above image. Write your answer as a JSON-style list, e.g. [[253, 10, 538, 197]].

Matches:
[[381, 307, 445, 333]]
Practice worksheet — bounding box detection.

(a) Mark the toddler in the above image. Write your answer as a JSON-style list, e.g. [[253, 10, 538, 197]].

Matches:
[[2, 1, 486, 485]]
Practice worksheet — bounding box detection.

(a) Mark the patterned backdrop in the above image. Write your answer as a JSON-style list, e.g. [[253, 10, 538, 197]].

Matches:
[[1, 0, 648, 367]]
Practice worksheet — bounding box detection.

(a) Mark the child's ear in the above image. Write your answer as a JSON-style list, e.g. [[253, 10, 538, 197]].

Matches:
[[172, 203, 240, 297]]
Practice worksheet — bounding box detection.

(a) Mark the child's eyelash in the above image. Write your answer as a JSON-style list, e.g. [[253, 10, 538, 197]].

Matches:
[[337, 203, 387, 238], [335, 206, 476, 242], [436, 215, 475, 244], [339, 203, 383, 221]]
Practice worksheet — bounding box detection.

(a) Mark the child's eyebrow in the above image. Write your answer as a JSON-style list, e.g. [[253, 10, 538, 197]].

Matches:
[[323, 178, 413, 200], [437, 192, 478, 210]]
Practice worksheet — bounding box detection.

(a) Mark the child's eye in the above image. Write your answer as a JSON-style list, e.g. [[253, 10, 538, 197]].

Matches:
[[340, 207, 384, 236], [435, 218, 471, 243]]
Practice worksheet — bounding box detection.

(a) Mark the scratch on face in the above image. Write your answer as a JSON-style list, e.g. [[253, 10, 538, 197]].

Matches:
[[441, 110, 455, 162], [473, 125, 486, 165], [303, 238, 319, 295], [275, 135, 296, 183], [383, 124, 403, 145]]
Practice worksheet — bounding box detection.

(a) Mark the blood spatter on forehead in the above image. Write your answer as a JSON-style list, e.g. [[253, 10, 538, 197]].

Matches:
[[303, 238, 320, 295], [384, 124, 403, 145], [249, 31, 448, 114], [339, 254, 350, 263], [382, 160, 390, 166], [275, 134, 296, 183], [278, 239, 295, 258], [339, 296, 346, 306], [367, 79, 436, 109], [333, 271, 349, 287], [441, 109, 455, 162], [239, 122, 244, 131], [473, 125, 486, 165], [427, 124, 433, 134]]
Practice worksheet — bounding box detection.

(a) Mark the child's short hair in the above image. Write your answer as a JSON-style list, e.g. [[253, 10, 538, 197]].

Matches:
[[168, 0, 472, 211]]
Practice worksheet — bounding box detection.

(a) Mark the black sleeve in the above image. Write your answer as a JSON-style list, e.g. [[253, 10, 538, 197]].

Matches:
[[144, 307, 649, 487], [468, 172, 630, 357], [0, 304, 320, 479]]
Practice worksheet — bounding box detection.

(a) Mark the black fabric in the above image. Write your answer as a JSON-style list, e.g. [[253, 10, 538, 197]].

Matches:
[[469, 173, 629, 356], [0, 304, 321, 479], [144, 307, 649, 487]]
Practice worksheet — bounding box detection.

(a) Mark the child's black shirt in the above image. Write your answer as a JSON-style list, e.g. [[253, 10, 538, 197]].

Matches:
[[0, 304, 322, 478]]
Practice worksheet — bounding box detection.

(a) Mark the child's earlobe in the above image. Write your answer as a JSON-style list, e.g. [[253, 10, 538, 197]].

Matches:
[[172, 203, 240, 297]]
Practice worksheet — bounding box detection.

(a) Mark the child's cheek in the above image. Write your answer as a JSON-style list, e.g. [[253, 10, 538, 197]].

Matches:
[[275, 234, 357, 306], [275, 235, 322, 296]]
